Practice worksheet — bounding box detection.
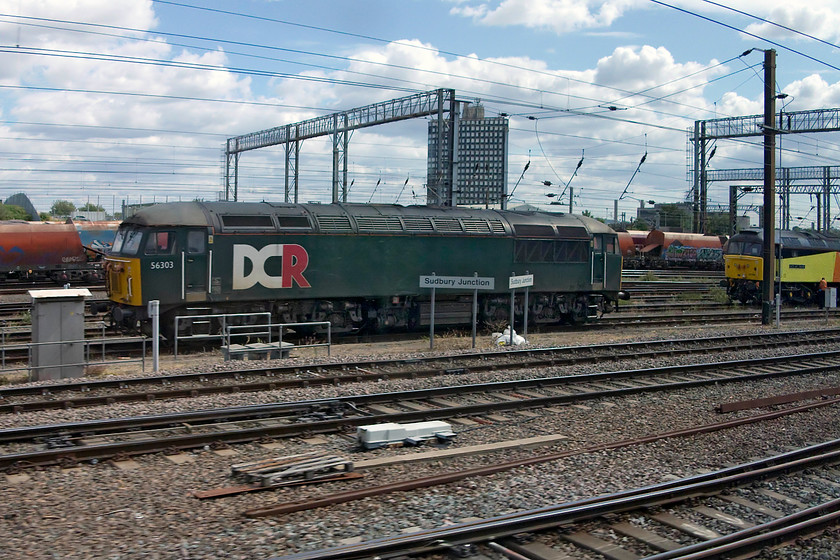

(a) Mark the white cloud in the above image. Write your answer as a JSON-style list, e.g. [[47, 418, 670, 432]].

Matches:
[[450, 0, 643, 34], [782, 74, 840, 108], [2, 0, 839, 215], [744, 4, 840, 43]]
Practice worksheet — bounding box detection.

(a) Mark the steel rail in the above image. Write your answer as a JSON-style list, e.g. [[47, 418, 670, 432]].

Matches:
[[242, 397, 840, 518], [2, 351, 840, 471], [267, 440, 840, 560], [1, 328, 837, 409], [644, 499, 840, 559], [4, 331, 837, 413], [5, 348, 840, 443], [0, 308, 833, 370]]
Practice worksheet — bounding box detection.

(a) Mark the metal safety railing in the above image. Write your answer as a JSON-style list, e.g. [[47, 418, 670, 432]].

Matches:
[[172, 312, 271, 358], [0, 335, 147, 380], [223, 321, 332, 358]]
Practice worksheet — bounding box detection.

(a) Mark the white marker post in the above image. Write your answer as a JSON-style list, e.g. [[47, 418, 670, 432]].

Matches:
[[148, 300, 160, 373], [508, 273, 534, 344], [429, 273, 436, 349]]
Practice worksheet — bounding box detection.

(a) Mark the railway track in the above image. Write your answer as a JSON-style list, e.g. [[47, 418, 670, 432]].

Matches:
[[2, 347, 839, 471], [0, 305, 835, 372], [1, 329, 837, 414], [601, 307, 838, 327], [271, 439, 840, 560], [621, 269, 725, 280], [0, 283, 105, 297]]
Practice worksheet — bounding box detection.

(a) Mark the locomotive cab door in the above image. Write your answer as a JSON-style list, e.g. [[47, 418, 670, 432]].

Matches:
[[591, 234, 606, 288], [182, 229, 209, 302]]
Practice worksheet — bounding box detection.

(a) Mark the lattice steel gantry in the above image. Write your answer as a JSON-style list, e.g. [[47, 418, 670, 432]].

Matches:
[[223, 89, 458, 204], [689, 107, 840, 233]]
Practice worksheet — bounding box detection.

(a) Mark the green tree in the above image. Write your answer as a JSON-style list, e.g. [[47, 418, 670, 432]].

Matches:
[[657, 204, 692, 230], [580, 209, 606, 223], [79, 202, 105, 212], [0, 203, 31, 220], [629, 218, 649, 231], [39, 212, 51, 221], [705, 213, 731, 236], [50, 200, 76, 216]]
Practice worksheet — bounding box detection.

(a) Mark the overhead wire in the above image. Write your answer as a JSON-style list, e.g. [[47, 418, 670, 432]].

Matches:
[[0, 13, 761, 128], [1, 3, 837, 215], [648, 0, 840, 73]]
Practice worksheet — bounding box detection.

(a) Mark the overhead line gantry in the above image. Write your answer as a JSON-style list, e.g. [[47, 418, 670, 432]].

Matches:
[[690, 107, 840, 233], [223, 89, 459, 205]]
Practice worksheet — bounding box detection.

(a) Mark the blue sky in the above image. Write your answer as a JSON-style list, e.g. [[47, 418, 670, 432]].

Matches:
[[1, 0, 839, 227]]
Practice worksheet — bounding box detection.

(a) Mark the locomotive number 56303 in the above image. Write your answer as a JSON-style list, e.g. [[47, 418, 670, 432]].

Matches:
[[150, 261, 174, 270]]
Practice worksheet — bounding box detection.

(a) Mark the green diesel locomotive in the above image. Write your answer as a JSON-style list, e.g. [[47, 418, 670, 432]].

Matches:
[[101, 202, 625, 339]]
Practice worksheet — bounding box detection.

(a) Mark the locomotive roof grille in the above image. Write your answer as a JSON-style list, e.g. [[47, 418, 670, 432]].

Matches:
[[315, 215, 353, 232], [514, 224, 556, 238], [556, 226, 590, 239], [355, 216, 404, 232], [432, 218, 463, 232], [461, 218, 492, 233], [403, 217, 435, 232], [276, 215, 311, 229]]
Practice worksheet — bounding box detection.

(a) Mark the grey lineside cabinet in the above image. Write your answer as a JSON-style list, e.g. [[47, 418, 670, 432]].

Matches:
[[28, 288, 92, 381]]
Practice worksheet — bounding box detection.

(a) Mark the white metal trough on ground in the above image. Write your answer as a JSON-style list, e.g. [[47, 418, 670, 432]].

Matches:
[[356, 420, 457, 450]]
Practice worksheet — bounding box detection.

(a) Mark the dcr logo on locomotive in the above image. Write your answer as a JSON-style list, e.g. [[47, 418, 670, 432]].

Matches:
[[232, 244, 311, 290]]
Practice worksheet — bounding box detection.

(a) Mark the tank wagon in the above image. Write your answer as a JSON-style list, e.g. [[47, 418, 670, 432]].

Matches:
[[616, 230, 725, 270], [0, 220, 116, 283], [639, 230, 725, 269], [100, 202, 625, 339], [723, 228, 840, 305]]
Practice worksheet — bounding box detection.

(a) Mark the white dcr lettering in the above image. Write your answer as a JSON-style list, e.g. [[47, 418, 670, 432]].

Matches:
[[232, 244, 311, 290], [233, 244, 284, 290]]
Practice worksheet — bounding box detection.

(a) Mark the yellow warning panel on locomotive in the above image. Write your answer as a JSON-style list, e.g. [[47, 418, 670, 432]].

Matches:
[[780, 251, 840, 283], [725, 254, 761, 281]]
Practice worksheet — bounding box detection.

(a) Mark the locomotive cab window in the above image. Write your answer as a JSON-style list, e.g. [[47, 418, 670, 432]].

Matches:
[[145, 231, 175, 255], [745, 242, 761, 256], [726, 240, 761, 256], [187, 230, 205, 254], [112, 228, 144, 256]]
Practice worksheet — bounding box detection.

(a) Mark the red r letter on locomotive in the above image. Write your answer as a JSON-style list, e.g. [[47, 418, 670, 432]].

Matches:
[[281, 244, 311, 288]]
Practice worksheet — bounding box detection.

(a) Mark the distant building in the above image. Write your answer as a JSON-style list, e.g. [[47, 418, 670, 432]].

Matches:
[[636, 201, 664, 229], [72, 211, 107, 222], [427, 104, 509, 207], [636, 201, 742, 233]]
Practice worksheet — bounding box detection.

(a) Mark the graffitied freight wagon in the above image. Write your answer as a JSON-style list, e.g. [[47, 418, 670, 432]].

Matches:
[[639, 230, 726, 269], [100, 202, 626, 340]]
